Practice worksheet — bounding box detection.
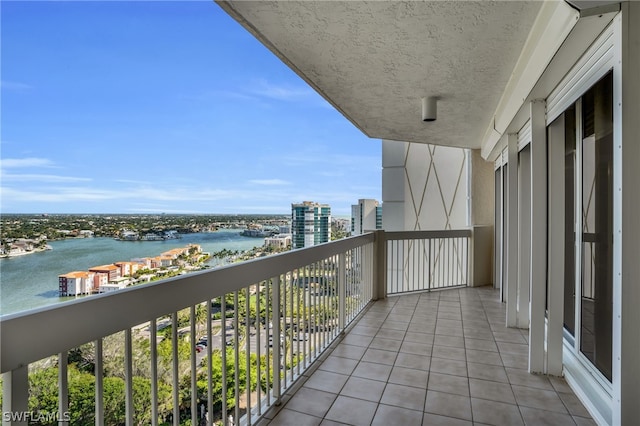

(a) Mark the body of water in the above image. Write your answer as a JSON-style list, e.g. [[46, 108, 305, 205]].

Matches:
[[0, 230, 262, 316]]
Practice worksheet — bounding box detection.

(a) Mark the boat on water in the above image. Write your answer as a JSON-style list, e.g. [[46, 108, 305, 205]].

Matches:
[[116, 230, 181, 241]]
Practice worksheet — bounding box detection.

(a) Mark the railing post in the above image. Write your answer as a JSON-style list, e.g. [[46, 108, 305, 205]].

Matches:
[[59, 351, 69, 426], [125, 329, 133, 426], [373, 230, 387, 300], [171, 312, 179, 426], [96, 339, 104, 426], [2, 367, 29, 426], [338, 253, 346, 334], [271, 276, 281, 405], [190, 305, 197, 425]]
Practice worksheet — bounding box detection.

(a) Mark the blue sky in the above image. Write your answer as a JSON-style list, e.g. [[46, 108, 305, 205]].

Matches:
[[0, 1, 381, 216]]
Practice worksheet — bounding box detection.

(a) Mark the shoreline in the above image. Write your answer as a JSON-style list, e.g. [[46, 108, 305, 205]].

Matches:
[[0, 246, 52, 259]]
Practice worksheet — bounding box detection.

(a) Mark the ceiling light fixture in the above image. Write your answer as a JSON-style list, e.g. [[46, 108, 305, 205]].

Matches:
[[422, 97, 437, 122]]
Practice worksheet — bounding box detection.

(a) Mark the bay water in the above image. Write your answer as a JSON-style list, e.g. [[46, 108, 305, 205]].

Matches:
[[0, 230, 262, 316]]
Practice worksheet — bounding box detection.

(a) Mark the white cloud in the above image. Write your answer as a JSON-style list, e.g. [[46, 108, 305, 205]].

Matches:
[[0, 80, 34, 91], [1, 158, 55, 168], [1, 173, 92, 183], [248, 79, 314, 101], [248, 179, 291, 186]]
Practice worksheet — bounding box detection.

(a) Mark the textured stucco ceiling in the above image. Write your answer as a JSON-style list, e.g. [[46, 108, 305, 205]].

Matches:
[[218, 1, 543, 149]]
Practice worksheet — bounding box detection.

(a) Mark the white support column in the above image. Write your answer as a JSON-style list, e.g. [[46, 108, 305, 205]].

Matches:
[[517, 146, 531, 329], [506, 133, 519, 327], [617, 4, 640, 424], [547, 114, 565, 376], [529, 99, 547, 374]]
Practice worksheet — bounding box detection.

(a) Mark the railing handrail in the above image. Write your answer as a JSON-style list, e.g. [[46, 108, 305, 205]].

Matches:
[[385, 228, 472, 240], [0, 233, 375, 374]]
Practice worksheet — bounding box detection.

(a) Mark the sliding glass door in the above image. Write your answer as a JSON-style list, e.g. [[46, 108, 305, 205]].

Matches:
[[549, 71, 613, 383]]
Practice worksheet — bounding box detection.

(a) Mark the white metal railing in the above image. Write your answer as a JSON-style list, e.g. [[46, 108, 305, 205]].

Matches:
[[1, 234, 375, 426], [1, 229, 475, 425], [385, 230, 471, 295]]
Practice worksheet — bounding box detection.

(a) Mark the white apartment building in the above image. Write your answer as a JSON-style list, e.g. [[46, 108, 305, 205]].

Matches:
[[351, 199, 382, 235]]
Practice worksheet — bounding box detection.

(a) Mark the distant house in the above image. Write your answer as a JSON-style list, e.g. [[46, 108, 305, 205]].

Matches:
[[99, 277, 130, 293], [115, 261, 140, 277], [265, 234, 291, 249], [89, 264, 121, 281], [132, 257, 152, 269], [58, 271, 95, 296]]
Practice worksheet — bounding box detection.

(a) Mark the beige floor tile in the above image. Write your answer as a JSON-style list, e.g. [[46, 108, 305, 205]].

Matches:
[[362, 348, 398, 365], [284, 387, 338, 419], [505, 368, 554, 390], [404, 331, 435, 344], [375, 328, 406, 341], [464, 338, 498, 352], [549, 376, 573, 393], [400, 341, 433, 356], [324, 395, 378, 426], [408, 322, 436, 334], [437, 311, 462, 321], [469, 378, 516, 404], [435, 325, 465, 337], [432, 345, 466, 361], [369, 336, 402, 351], [331, 343, 366, 360], [424, 390, 472, 421], [372, 404, 423, 426], [342, 333, 374, 347], [394, 352, 431, 371], [558, 392, 591, 418], [497, 341, 529, 355], [466, 362, 508, 383], [352, 360, 393, 381], [318, 355, 359, 375], [573, 415, 598, 426], [430, 357, 468, 377], [511, 385, 568, 414], [434, 335, 465, 348], [340, 376, 386, 402], [500, 352, 528, 369], [436, 318, 463, 329], [462, 329, 495, 341], [388, 365, 429, 388], [470, 398, 524, 425], [387, 313, 413, 323], [270, 408, 322, 426], [427, 372, 469, 397], [381, 383, 427, 411], [350, 325, 380, 336], [381, 320, 410, 331], [493, 331, 528, 344], [519, 406, 576, 426], [465, 349, 503, 366], [319, 420, 349, 426], [303, 370, 349, 394], [421, 413, 472, 426]]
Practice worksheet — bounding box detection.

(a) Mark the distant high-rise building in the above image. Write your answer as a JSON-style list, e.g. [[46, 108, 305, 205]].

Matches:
[[291, 201, 331, 249], [351, 199, 382, 235]]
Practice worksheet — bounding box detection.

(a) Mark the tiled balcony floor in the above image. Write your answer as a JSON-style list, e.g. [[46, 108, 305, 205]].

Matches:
[[261, 286, 596, 426]]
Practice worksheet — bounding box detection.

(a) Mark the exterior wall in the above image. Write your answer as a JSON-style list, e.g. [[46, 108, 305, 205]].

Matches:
[[490, 9, 640, 424], [382, 140, 471, 231]]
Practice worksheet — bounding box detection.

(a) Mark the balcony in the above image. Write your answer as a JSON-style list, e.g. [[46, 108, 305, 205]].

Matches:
[[263, 287, 594, 426], [1, 230, 593, 425]]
